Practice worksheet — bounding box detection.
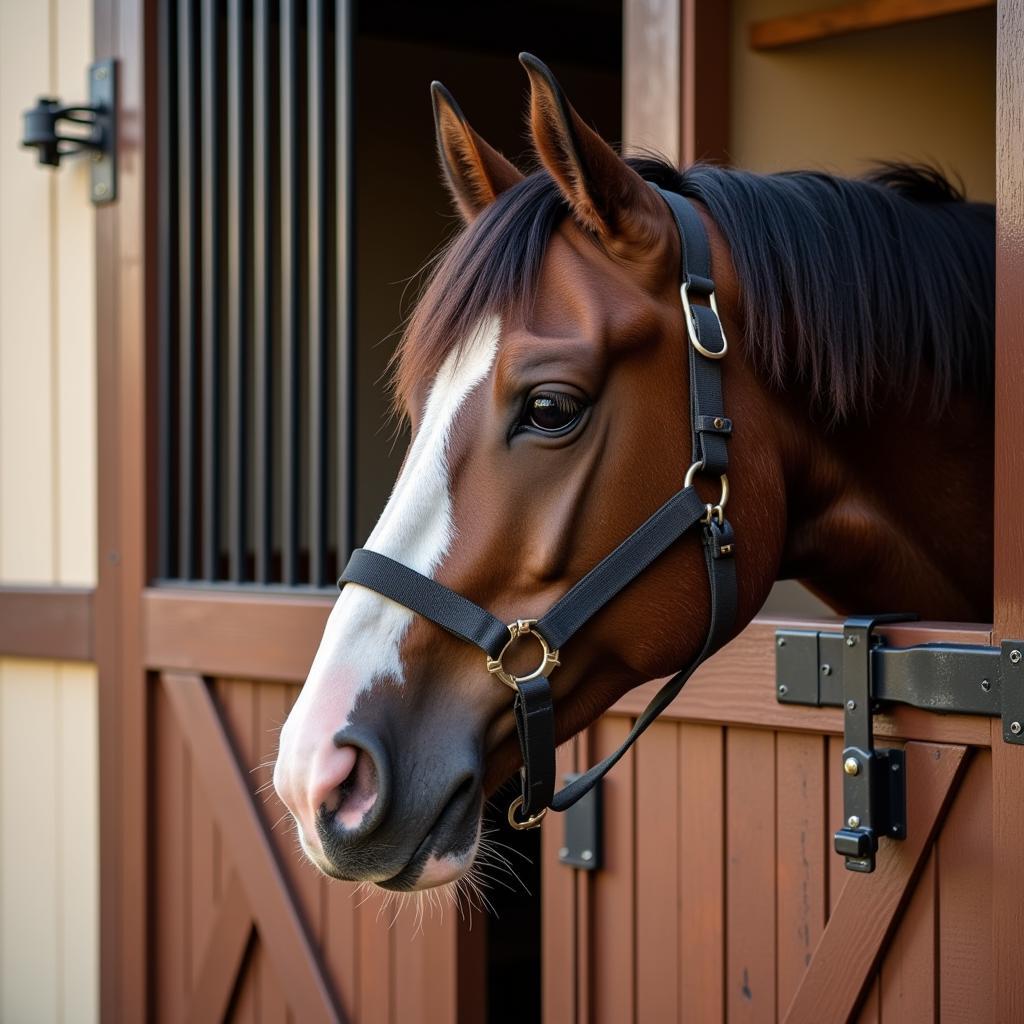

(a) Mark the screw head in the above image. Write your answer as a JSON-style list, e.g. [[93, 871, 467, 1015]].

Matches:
[[93, 182, 108, 198], [1012, 721, 1022, 736], [1011, 649, 1022, 665], [846, 699, 857, 711], [847, 815, 861, 829], [845, 635, 858, 647], [558, 846, 569, 858], [778, 684, 788, 697], [821, 663, 832, 676], [843, 757, 860, 776], [94, 66, 108, 80], [777, 636, 786, 648], [581, 850, 593, 861], [982, 678, 992, 692]]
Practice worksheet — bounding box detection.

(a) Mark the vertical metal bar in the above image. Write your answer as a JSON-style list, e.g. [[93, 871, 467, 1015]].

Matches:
[[178, 0, 198, 579], [227, 0, 249, 581], [157, 0, 176, 579], [280, 0, 300, 585], [201, 0, 222, 580], [335, 0, 354, 571], [253, 0, 273, 583], [308, 0, 327, 586]]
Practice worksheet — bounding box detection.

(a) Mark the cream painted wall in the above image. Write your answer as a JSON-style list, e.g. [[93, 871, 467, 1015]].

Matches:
[[0, 0, 98, 1021], [729, 0, 995, 200]]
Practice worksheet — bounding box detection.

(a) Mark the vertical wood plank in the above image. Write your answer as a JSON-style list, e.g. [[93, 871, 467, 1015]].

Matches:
[[827, 734, 849, 914], [636, 722, 680, 1023], [993, 2, 1024, 1020], [357, 890, 391, 1023], [542, 737, 579, 1024], [879, 851, 936, 1023], [591, 716, 635, 1024], [153, 680, 187, 1023], [776, 733, 827, 1013], [938, 750, 993, 1021], [726, 728, 776, 1024], [392, 905, 459, 1024], [678, 723, 724, 1024]]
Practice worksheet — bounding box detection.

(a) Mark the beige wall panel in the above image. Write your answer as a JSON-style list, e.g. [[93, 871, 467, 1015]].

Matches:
[[0, 660, 61, 1023], [0, 661, 98, 1024], [54, 0, 96, 587], [0, 0, 56, 583], [731, 1, 995, 201]]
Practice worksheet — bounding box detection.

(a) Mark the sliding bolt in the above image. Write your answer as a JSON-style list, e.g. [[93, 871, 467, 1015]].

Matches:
[[843, 757, 860, 776]]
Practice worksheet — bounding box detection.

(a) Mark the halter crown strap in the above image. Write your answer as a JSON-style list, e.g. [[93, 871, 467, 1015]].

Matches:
[[337, 183, 735, 825]]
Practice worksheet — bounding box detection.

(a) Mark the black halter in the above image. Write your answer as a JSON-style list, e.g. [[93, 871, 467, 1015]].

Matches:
[[339, 185, 736, 829]]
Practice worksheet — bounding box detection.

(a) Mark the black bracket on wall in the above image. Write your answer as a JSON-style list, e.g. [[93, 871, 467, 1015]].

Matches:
[[557, 773, 602, 870], [776, 615, 1024, 873], [21, 59, 117, 204]]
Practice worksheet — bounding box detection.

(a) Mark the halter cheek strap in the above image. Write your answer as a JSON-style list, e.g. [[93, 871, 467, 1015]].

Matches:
[[339, 184, 736, 828]]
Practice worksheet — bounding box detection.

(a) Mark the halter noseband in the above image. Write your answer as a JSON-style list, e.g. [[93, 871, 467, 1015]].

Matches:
[[339, 184, 736, 830]]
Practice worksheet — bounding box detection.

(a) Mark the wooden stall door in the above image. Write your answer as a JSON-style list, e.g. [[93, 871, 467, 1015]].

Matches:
[[541, 621, 1003, 1023]]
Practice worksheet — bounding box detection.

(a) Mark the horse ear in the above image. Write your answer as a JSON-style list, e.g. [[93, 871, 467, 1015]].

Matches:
[[431, 81, 524, 222], [519, 53, 662, 245]]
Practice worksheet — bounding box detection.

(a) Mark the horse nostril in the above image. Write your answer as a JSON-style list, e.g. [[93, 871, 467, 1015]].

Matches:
[[323, 745, 380, 831]]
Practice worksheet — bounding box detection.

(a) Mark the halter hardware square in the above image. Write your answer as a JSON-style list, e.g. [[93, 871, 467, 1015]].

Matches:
[[776, 616, 1024, 872]]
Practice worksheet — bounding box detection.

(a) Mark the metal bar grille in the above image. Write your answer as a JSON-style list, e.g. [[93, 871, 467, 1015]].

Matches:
[[157, 0, 353, 588]]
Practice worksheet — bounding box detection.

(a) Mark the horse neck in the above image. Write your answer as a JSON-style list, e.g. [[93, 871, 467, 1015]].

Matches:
[[774, 383, 994, 622]]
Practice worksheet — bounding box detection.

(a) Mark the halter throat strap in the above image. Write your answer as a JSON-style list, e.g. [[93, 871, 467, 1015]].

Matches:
[[338, 183, 735, 827]]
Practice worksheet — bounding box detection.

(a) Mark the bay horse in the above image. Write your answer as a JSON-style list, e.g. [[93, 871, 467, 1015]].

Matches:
[[274, 54, 994, 892]]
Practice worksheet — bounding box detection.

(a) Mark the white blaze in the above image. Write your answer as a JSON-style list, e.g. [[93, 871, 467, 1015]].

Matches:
[[293, 316, 500, 728]]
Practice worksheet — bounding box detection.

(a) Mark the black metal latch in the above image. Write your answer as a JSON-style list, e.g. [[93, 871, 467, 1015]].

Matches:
[[776, 615, 1024, 873], [21, 60, 117, 204]]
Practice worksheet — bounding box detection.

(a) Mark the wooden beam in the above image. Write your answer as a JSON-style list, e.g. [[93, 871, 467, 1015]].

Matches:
[[161, 671, 344, 1023], [991, 2, 1024, 1018], [143, 587, 333, 681], [611, 619, 994, 746], [187, 872, 254, 1024], [623, 0, 730, 165], [0, 586, 94, 661], [783, 742, 969, 1023], [750, 0, 994, 51]]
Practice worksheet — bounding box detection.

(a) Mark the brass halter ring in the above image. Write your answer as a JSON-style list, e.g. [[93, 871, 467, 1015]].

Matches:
[[486, 619, 561, 690], [680, 283, 729, 360], [685, 460, 729, 525], [507, 795, 547, 830]]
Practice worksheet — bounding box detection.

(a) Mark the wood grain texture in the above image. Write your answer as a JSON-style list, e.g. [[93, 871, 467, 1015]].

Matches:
[[0, 585, 94, 661], [160, 671, 342, 1023], [635, 722, 680, 1023], [726, 728, 777, 1023], [937, 750, 993, 1020], [879, 851, 936, 1022], [678, 723, 725, 1023], [143, 587, 332, 681], [993, 3, 1024, 1020], [784, 743, 969, 1024], [612, 619, 994, 747], [775, 733, 827, 1012], [750, 0, 994, 50]]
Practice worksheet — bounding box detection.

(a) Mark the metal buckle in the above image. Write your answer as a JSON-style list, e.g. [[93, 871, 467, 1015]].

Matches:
[[507, 794, 547, 830], [486, 619, 561, 690], [684, 461, 729, 524], [680, 282, 728, 360]]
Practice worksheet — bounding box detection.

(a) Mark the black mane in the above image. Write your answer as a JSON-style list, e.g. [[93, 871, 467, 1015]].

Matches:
[[396, 158, 994, 420]]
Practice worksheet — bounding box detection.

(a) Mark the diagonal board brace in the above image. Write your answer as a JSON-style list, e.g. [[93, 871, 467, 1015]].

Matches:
[[161, 672, 344, 1024], [783, 742, 969, 1024]]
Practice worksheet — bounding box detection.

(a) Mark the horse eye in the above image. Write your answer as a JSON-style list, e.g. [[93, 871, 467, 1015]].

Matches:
[[524, 392, 584, 433]]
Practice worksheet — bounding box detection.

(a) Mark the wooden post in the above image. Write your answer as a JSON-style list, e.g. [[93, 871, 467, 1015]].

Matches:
[[623, 0, 730, 165], [992, 1, 1024, 1019]]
